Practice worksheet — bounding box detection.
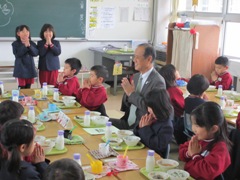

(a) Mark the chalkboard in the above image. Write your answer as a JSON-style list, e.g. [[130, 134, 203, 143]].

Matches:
[[86, 0, 153, 40], [0, 0, 86, 38]]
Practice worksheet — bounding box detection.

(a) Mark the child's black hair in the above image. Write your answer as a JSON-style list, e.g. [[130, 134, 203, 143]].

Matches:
[[187, 74, 209, 95], [145, 88, 173, 120], [158, 64, 176, 88], [15, 25, 31, 41], [0, 100, 24, 126], [42, 158, 85, 180], [90, 65, 109, 82], [190, 101, 232, 152], [0, 119, 34, 173], [215, 56, 229, 67], [40, 23, 56, 40], [65, 58, 82, 75]]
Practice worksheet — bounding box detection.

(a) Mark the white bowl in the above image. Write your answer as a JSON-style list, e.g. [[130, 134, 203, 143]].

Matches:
[[148, 171, 170, 180], [34, 135, 46, 144], [123, 136, 141, 146], [223, 107, 233, 115], [39, 140, 55, 154], [116, 130, 133, 139], [108, 137, 123, 146], [90, 111, 101, 116], [208, 85, 216, 89], [47, 85, 55, 88], [233, 92, 240, 99], [62, 96, 76, 100], [63, 99, 76, 107], [167, 169, 190, 180], [85, 172, 95, 180], [34, 121, 43, 129], [91, 116, 109, 125], [156, 159, 179, 172], [223, 90, 232, 95]]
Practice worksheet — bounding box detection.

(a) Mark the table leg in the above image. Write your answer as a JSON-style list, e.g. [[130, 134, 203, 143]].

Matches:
[[113, 75, 118, 96]]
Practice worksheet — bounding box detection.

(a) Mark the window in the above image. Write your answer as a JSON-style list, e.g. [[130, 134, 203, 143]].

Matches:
[[224, 22, 240, 58], [228, 0, 240, 13], [178, 0, 223, 13]]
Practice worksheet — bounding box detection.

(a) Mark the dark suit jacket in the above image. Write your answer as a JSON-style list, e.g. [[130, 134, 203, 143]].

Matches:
[[122, 68, 166, 127], [12, 40, 38, 78], [37, 40, 61, 71]]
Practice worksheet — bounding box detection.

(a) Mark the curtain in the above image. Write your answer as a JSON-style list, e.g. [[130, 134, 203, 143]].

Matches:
[[171, 30, 193, 78], [170, 0, 179, 23]]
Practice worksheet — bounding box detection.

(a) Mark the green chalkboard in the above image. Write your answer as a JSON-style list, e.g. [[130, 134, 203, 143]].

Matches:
[[0, 0, 86, 38]]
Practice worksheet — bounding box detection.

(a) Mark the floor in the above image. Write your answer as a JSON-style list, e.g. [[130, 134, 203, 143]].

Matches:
[[2, 80, 184, 169]]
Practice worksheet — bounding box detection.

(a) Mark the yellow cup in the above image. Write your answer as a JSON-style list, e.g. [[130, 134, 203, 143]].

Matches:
[[91, 160, 103, 174]]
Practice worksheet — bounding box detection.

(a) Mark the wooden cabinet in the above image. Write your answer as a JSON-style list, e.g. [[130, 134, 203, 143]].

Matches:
[[166, 23, 220, 80]]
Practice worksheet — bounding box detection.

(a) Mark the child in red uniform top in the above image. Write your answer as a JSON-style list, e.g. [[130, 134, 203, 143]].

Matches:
[[159, 64, 187, 144], [56, 58, 82, 96], [179, 102, 231, 180], [211, 56, 232, 90], [76, 65, 108, 111]]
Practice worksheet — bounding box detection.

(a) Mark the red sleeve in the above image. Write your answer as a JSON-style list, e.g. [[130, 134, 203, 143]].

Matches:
[[237, 112, 240, 130], [183, 141, 231, 180], [179, 141, 192, 162], [80, 86, 107, 110], [58, 77, 80, 96], [214, 72, 232, 90], [167, 87, 184, 117]]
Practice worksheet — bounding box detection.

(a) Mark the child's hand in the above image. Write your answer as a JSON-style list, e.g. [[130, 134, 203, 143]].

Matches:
[[121, 77, 135, 96], [139, 113, 153, 128], [57, 72, 65, 83], [188, 135, 202, 156], [83, 79, 91, 88], [211, 71, 218, 82], [46, 36, 52, 45], [32, 143, 45, 164]]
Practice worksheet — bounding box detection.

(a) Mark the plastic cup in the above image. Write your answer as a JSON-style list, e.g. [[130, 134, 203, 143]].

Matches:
[[48, 103, 56, 111], [64, 130, 72, 140], [91, 160, 103, 174], [116, 155, 128, 168], [98, 143, 109, 156]]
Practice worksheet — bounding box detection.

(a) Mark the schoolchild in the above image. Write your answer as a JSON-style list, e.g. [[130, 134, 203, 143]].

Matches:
[[179, 102, 231, 180], [12, 25, 38, 89], [38, 24, 61, 86]]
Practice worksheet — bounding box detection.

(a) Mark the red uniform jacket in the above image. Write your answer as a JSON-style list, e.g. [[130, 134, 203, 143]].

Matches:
[[167, 86, 184, 117], [179, 140, 231, 180], [76, 85, 107, 110], [56, 76, 80, 96], [211, 72, 232, 90]]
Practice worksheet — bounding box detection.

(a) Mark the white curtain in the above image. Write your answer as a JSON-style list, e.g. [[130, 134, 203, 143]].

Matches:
[[171, 30, 193, 78], [170, 0, 179, 23]]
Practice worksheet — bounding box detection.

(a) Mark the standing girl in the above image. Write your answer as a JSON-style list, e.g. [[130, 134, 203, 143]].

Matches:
[[0, 119, 48, 179], [133, 88, 174, 158], [179, 102, 231, 180], [159, 64, 187, 144], [37, 24, 61, 86], [12, 25, 38, 89]]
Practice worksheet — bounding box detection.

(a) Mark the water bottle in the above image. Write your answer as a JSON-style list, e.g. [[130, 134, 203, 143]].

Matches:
[[220, 96, 226, 109], [28, 106, 35, 123], [73, 153, 82, 166], [42, 82, 48, 98], [105, 121, 112, 141], [146, 150, 155, 172], [0, 81, 4, 95], [123, 44, 128, 52], [55, 130, 65, 150], [217, 85, 223, 96], [12, 90, 19, 102], [53, 88, 59, 101], [83, 110, 91, 127]]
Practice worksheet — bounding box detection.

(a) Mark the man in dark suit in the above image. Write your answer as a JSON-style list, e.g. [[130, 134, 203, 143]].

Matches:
[[110, 43, 166, 129]]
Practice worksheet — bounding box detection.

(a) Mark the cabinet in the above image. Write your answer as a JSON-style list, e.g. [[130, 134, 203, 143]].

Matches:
[[166, 23, 220, 80]]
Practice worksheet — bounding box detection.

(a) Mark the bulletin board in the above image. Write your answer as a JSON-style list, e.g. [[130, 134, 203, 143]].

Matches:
[[86, 0, 153, 40]]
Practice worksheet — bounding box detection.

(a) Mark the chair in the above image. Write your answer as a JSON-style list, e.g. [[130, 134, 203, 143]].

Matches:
[[94, 104, 108, 117], [162, 144, 170, 159], [183, 112, 194, 138], [223, 129, 240, 179]]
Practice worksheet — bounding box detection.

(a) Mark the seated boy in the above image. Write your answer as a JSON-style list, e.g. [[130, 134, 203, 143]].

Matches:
[[185, 74, 209, 114], [211, 56, 232, 90], [56, 58, 82, 96], [76, 65, 108, 112]]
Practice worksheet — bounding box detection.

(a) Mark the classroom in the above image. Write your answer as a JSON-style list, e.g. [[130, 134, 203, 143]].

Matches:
[[0, 0, 240, 179]]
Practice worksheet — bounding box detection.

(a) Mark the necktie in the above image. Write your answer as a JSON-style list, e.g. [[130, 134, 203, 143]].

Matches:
[[127, 76, 143, 126]]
